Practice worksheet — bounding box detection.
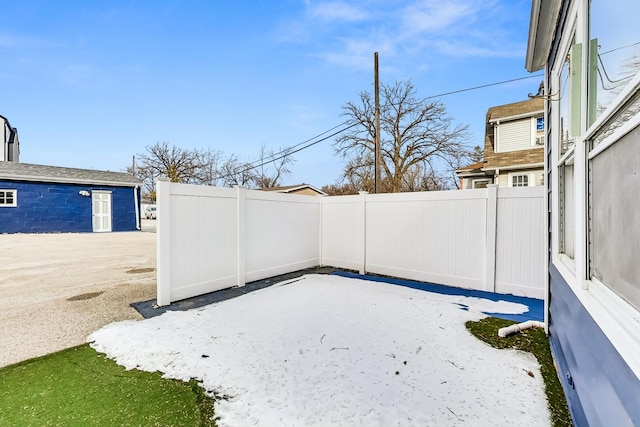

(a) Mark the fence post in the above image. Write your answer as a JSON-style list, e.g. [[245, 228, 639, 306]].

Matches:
[[485, 184, 498, 292], [359, 191, 368, 275], [236, 185, 246, 288], [156, 177, 172, 306], [318, 195, 324, 267]]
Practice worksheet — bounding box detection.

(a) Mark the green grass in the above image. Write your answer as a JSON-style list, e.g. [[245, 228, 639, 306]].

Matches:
[[466, 317, 573, 427], [0, 344, 216, 427]]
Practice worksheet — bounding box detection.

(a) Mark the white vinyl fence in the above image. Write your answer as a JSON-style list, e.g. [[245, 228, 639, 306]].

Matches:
[[156, 180, 320, 306], [156, 180, 545, 306]]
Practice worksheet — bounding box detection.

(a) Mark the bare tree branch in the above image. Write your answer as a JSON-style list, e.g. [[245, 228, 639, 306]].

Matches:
[[334, 80, 471, 192]]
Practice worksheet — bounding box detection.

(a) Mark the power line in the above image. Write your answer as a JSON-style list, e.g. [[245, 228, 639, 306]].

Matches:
[[214, 122, 359, 182], [218, 73, 546, 181], [236, 120, 351, 171], [423, 73, 544, 100], [600, 40, 640, 56]]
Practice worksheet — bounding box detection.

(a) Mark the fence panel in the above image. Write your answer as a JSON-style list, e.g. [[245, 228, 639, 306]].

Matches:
[[495, 186, 545, 299], [244, 190, 320, 282], [157, 181, 238, 305], [320, 194, 365, 272], [364, 190, 488, 290]]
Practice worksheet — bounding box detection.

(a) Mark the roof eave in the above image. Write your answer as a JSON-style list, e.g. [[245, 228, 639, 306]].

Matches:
[[0, 174, 140, 187], [525, 0, 562, 72]]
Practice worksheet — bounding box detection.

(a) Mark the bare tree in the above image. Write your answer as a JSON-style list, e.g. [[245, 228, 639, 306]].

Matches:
[[131, 141, 296, 200], [253, 144, 295, 189], [219, 154, 256, 187], [130, 142, 213, 201], [469, 145, 484, 163], [195, 148, 225, 186], [341, 152, 375, 193], [335, 80, 470, 192], [132, 142, 204, 184], [321, 182, 361, 195]]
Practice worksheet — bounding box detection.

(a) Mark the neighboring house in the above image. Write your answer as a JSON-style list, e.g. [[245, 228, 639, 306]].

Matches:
[[457, 98, 545, 189], [455, 161, 488, 189], [527, 0, 640, 425], [0, 162, 141, 233], [1, 114, 20, 162], [261, 184, 327, 196]]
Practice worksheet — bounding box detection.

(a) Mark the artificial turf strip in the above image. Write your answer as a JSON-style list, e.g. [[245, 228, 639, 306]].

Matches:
[[466, 317, 573, 427], [0, 344, 216, 427]]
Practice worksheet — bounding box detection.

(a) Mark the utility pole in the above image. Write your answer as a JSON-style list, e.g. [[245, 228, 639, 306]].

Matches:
[[374, 52, 381, 194]]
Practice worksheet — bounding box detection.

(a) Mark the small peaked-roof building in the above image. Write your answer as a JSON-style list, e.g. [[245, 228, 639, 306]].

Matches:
[[0, 162, 141, 233], [260, 184, 327, 196]]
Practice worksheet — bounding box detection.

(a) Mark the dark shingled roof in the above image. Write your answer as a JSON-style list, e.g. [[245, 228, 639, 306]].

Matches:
[[456, 161, 485, 172], [0, 162, 141, 187], [487, 98, 544, 121]]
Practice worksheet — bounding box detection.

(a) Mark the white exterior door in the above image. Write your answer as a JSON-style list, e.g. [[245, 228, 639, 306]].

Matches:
[[92, 191, 112, 232]]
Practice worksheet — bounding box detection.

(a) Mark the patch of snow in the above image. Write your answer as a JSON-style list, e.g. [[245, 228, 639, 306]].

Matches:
[[89, 274, 549, 426]]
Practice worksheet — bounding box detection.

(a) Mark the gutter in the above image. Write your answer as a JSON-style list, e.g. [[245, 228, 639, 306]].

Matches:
[[489, 110, 544, 124], [0, 173, 140, 187], [482, 162, 545, 173], [525, 0, 562, 72]]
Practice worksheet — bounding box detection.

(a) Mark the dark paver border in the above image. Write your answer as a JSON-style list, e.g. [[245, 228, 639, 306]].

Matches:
[[132, 267, 543, 323]]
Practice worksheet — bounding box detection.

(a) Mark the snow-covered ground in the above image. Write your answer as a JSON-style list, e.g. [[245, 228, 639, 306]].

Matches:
[[89, 274, 550, 426]]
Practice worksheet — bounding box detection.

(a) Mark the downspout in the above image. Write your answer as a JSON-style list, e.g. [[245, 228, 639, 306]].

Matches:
[[134, 185, 141, 230]]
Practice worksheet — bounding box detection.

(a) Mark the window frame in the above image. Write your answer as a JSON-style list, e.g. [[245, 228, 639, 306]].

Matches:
[[532, 116, 546, 147], [0, 189, 17, 207], [550, 10, 581, 269], [471, 178, 491, 189], [509, 173, 531, 187]]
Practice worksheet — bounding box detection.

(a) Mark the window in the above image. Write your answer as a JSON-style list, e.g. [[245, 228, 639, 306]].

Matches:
[[0, 190, 17, 207], [472, 179, 491, 189], [553, 27, 579, 263], [511, 174, 529, 187], [587, 0, 640, 311], [559, 161, 575, 259], [559, 35, 580, 156], [533, 117, 545, 146], [588, 0, 640, 128]]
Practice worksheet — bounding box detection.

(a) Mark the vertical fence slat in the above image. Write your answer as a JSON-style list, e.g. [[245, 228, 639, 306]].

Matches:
[[359, 191, 367, 275], [156, 178, 172, 306], [236, 186, 246, 288], [485, 184, 498, 292]]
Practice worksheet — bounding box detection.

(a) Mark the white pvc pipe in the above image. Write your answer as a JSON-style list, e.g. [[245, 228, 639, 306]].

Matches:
[[498, 320, 545, 338]]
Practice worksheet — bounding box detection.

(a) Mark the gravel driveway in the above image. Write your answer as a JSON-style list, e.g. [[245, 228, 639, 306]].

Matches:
[[1, 226, 156, 368]]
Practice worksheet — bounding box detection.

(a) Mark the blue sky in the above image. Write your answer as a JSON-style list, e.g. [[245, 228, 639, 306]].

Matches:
[[1, 0, 541, 187]]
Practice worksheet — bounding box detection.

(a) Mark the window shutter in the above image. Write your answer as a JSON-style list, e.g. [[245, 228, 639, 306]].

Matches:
[[497, 120, 531, 152]]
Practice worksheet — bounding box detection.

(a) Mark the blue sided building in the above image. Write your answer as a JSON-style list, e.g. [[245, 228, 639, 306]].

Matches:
[[0, 162, 141, 233]]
